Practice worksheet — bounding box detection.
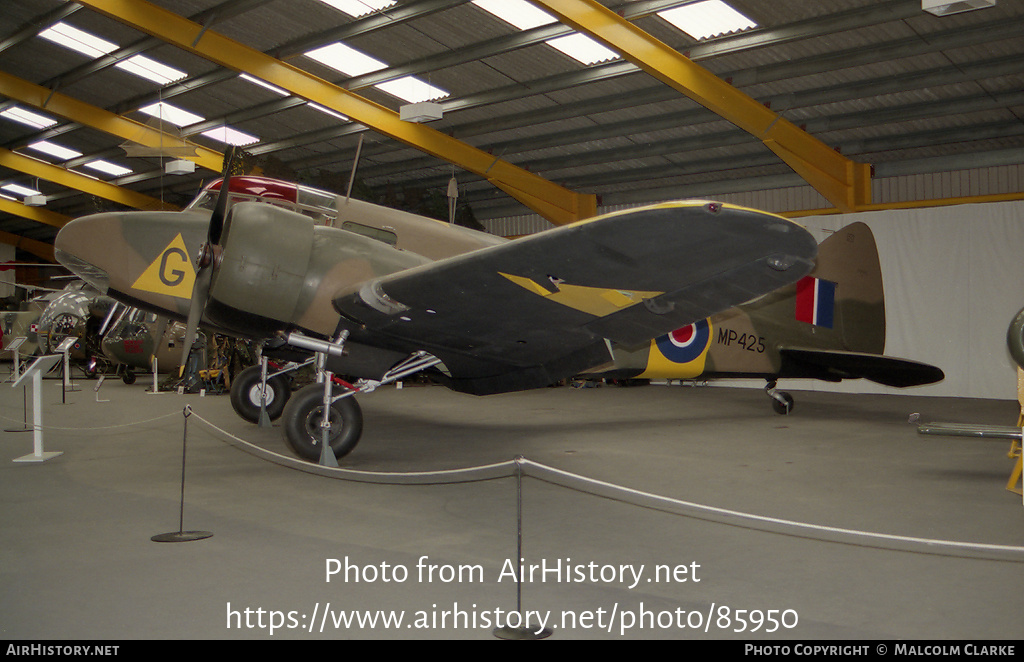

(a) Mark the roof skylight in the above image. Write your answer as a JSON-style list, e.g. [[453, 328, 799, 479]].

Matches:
[[306, 42, 387, 77], [27, 141, 82, 160], [657, 1, 757, 40], [239, 73, 290, 96], [1, 107, 58, 129], [471, 0, 621, 65], [39, 23, 187, 85], [201, 126, 260, 147], [83, 160, 133, 177], [316, 0, 396, 17], [304, 42, 449, 104], [2, 183, 43, 197], [138, 102, 204, 127]]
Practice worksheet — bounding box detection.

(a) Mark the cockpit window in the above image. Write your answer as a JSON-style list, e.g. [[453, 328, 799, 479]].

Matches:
[[186, 191, 217, 211]]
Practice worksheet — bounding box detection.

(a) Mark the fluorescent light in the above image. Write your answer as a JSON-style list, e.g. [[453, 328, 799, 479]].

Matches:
[[39, 23, 186, 85], [201, 126, 260, 146], [305, 42, 387, 76], [658, 1, 757, 40], [317, 0, 396, 17], [139, 102, 204, 127], [239, 73, 290, 96], [1, 107, 58, 129], [472, 0, 554, 30], [547, 33, 619, 65], [27, 141, 83, 160], [2, 183, 42, 197], [84, 160, 133, 177], [307, 103, 349, 120]]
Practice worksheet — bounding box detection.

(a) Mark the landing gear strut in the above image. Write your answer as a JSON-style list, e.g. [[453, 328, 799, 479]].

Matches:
[[766, 379, 794, 415], [268, 331, 442, 463]]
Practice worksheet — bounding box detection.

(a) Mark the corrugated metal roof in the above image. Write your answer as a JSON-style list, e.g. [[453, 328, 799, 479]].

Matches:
[[0, 0, 1022, 252]]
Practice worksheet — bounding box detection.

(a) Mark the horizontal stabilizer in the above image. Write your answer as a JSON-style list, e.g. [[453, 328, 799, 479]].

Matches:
[[779, 348, 944, 387]]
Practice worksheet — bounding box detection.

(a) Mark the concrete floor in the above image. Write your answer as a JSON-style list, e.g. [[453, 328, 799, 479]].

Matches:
[[1, 372, 1022, 640]]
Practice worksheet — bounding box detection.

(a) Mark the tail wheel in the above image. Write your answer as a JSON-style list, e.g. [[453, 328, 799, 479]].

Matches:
[[770, 391, 794, 415], [230, 364, 291, 423], [282, 383, 363, 461]]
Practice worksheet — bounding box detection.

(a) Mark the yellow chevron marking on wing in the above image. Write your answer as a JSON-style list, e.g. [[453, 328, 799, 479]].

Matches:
[[500, 272, 662, 317]]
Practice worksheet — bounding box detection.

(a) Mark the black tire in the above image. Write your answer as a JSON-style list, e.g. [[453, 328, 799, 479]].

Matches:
[[122, 370, 136, 385], [281, 383, 363, 461], [771, 391, 794, 415], [229, 365, 291, 423]]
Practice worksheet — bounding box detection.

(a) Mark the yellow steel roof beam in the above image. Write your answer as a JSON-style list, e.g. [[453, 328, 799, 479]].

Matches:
[[0, 148, 179, 212], [73, 0, 597, 225], [0, 197, 69, 230], [0, 71, 225, 173], [528, 0, 872, 212], [0, 228, 56, 263]]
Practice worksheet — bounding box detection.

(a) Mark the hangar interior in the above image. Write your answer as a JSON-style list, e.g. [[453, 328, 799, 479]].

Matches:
[[1, 0, 1023, 641]]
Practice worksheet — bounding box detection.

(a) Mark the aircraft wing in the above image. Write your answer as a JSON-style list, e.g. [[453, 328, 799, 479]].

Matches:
[[778, 347, 945, 387], [334, 201, 818, 395]]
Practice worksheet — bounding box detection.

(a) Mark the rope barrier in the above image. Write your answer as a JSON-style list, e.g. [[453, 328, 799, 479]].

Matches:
[[186, 411, 1024, 563], [5, 394, 1023, 562]]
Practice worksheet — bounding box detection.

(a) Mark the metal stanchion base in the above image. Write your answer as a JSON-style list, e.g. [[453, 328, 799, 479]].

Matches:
[[151, 531, 213, 543], [13, 451, 63, 463], [493, 625, 553, 640]]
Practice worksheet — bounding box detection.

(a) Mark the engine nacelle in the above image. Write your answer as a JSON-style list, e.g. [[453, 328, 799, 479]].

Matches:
[[203, 202, 427, 337], [1008, 306, 1024, 371]]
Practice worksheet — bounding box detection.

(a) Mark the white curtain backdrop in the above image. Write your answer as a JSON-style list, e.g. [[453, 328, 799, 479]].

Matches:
[[763, 200, 1024, 401]]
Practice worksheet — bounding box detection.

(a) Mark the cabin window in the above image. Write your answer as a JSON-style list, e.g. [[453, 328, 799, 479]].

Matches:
[[341, 221, 398, 246]]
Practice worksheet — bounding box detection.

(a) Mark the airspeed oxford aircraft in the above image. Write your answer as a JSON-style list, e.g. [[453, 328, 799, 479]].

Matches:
[[51, 150, 925, 462]]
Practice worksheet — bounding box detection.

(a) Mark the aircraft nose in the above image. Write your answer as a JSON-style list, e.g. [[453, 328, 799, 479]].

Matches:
[[54, 213, 123, 292]]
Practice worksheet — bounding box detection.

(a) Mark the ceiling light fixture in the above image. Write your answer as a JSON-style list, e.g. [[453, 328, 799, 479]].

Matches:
[[922, 0, 996, 16]]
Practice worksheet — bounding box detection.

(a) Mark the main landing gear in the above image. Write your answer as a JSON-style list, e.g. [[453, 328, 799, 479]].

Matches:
[[228, 332, 441, 463], [765, 379, 794, 415]]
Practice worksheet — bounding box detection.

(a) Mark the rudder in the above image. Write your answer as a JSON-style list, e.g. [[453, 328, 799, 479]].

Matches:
[[805, 222, 886, 354]]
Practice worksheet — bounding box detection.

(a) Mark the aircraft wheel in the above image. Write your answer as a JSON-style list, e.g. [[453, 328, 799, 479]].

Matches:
[[281, 383, 363, 462], [230, 365, 291, 423], [122, 371, 136, 385], [771, 391, 794, 415]]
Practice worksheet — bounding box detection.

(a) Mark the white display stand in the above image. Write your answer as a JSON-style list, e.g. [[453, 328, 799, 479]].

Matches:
[[5, 336, 26, 382], [12, 354, 63, 463], [55, 336, 80, 398]]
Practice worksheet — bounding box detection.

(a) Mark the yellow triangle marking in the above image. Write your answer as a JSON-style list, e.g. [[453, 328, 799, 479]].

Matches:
[[131, 233, 196, 299], [499, 272, 661, 318]]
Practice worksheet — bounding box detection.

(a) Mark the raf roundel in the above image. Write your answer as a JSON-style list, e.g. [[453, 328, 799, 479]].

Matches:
[[655, 319, 711, 364]]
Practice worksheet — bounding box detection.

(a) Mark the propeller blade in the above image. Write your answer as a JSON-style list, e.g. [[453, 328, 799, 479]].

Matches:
[[208, 145, 237, 245], [179, 266, 212, 377]]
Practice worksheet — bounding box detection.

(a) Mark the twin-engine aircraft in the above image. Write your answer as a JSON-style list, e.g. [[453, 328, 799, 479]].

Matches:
[[53, 153, 938, 461]]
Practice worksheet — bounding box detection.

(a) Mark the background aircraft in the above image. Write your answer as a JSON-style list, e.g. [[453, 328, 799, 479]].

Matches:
[[587, 222, 944, 412], [54, 152, 820, 462]]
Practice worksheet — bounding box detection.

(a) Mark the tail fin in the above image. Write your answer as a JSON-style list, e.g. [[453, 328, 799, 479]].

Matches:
[[807, 222, 885, 354]]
